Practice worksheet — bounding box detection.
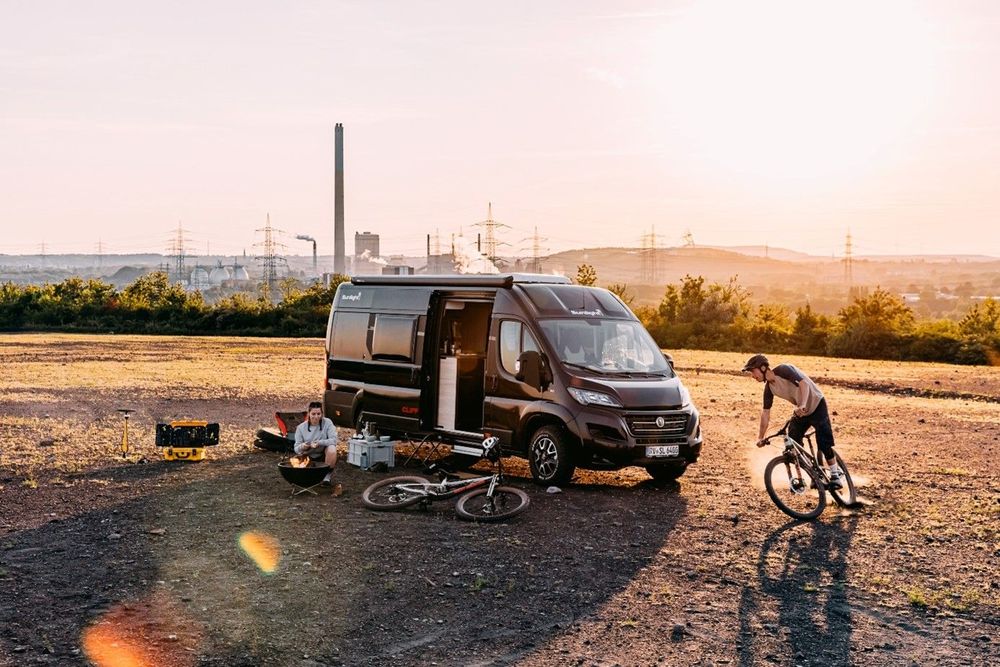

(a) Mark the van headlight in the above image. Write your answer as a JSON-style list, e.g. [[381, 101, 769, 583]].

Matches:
[[568, 387, 623, 408], [679, 385, 691, 408]]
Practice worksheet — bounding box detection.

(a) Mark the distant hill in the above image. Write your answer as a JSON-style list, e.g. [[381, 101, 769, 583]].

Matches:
[[706, 245, 818, 262]]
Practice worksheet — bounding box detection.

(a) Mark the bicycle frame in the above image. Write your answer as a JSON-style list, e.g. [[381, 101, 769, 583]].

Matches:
[[395, 437, 507, 501], [772, 426, 828, 489]]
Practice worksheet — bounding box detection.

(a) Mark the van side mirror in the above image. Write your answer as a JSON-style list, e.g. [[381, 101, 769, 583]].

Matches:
[[516, 350, 552, 391], [663, 351, 674, 370]]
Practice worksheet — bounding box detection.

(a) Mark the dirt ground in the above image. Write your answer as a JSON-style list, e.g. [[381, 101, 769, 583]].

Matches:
[[1, 333, 998, 667]]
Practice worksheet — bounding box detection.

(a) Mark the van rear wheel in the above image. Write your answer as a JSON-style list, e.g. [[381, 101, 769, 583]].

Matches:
[[528, 425, 575, 486]]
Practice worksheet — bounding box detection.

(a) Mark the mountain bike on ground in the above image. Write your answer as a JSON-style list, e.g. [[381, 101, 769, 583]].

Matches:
[[361, 436, 530, 522], [759, 420, 857, 520]]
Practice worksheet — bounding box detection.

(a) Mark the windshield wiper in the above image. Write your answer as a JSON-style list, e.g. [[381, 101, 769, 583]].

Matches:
[[561, 361, 600, 372]]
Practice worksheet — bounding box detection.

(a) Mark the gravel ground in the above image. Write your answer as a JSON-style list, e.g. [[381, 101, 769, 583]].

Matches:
[[1, 334, 997, 666]]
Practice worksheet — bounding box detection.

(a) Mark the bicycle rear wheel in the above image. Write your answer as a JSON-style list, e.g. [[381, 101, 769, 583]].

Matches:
[[454, 486, 530, 522], [828, 454, 857, 507], [362, 476, 429, 510], [764, 456, 826, 521]]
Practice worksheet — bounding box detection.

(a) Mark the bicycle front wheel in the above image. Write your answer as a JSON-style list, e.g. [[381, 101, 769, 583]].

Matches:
[[764, 456, 826, 521], [454, 486, 530, 522], [362, 476, 429, 510], [828, 454, 857, 507]]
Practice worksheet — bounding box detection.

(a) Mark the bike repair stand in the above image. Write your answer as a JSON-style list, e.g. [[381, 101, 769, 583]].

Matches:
[[116, 408, 134, 459]]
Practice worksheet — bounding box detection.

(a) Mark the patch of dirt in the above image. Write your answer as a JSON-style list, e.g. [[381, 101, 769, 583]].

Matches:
[[1, 334, 998, 666]]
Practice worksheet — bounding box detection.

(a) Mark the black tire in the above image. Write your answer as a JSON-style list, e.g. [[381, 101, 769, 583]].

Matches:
[[253, 428, 295, 453], [361, 476, 429, 511], [527, 425, 575, 486], [454, 486, 530, 522], [828, 454, 857, 507], [764, 455, 826, 521], [645, 463, 686, 484]]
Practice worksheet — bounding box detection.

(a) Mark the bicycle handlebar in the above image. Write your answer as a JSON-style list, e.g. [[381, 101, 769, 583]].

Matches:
[[760, 419, 816, 445]]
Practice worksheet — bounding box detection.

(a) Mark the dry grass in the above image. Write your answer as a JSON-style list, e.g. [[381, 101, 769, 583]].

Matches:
[[0, 333, 321, 475], [2, 332, 999, 617]]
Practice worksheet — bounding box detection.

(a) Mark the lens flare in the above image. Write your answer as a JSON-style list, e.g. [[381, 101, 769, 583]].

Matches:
[[238, 530, 281, 574], [81, 592, 199, 667], [82, 624, 158, 667]]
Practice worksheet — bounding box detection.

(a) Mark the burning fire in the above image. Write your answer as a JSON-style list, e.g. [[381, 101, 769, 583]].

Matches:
[[288, 455, 312, 468]]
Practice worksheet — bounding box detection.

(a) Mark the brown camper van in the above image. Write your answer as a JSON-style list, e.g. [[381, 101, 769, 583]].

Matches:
[[323, 274, 702, 485]]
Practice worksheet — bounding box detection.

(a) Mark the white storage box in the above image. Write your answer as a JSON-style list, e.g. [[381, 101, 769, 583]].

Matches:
[[347, 436, 396, 470]]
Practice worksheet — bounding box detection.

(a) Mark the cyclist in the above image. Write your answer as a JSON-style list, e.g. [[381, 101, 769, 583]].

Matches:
[[742, 354, 844, 489]]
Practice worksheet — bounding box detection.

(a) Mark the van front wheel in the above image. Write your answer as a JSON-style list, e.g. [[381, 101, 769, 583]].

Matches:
[[528, 426, 575, 486], [645, 463, 686, 484]]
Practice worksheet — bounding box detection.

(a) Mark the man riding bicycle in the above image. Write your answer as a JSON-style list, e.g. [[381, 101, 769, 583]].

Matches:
[[742, 354, 844, 489]]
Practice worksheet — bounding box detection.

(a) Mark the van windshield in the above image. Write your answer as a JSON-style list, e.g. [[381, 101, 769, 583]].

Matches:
[[538, 319, 673, 376]]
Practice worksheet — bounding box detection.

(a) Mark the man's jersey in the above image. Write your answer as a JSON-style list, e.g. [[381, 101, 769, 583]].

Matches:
[[763, 364, 825, 415]]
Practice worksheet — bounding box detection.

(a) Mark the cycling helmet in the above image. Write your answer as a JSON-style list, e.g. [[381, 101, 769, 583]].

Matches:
[[741, 354, 769, 372]]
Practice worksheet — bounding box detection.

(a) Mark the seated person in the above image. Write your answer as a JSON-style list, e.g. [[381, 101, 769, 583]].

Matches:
[[562, 329, 593, 364], [294, 401, 341, 492]]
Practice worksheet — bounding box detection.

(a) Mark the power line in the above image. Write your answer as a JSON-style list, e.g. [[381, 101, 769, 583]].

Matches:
[[472, 202, 510, 266], [254, 213, 288, 299], [844, 229, 854, 291], [518, 226, 548, 273], [640, 226, 660, 283], [166, 222, 192, 282]]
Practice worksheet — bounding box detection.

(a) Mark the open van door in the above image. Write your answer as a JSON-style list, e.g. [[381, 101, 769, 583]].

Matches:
[[427, 296, 494, 436]]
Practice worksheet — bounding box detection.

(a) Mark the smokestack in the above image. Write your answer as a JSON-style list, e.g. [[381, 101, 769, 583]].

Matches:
[[334, 123, 345, 274]]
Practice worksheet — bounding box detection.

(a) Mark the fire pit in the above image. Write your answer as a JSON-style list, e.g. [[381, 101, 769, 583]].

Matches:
[[278, 460, 331, 497]]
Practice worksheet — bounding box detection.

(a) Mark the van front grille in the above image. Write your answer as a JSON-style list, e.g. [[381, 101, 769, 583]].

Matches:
[[625, 413, 689, 438]]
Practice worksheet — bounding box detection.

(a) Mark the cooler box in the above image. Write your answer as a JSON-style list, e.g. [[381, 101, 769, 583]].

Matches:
[[347, 436, 395, 470], [155, 420, 220, 462]]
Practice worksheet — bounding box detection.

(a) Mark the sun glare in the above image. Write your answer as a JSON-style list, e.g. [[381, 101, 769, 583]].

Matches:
[[238, 530, 282, 574], [652, 0, 939, 185]]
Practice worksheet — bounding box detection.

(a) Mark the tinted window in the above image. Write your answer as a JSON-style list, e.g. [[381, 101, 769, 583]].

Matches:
[[520, 284, 631, 318], [372, 315, 416, 362], [331, 312, 370, 359], [499, 320, 539, 375], [539, 319, 672, 375]]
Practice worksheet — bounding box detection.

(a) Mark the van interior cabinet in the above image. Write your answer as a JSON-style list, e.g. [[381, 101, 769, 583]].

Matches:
[[436, 354, 485, 432], [437, 356, 457, 430], [455, 354, 485, 432]]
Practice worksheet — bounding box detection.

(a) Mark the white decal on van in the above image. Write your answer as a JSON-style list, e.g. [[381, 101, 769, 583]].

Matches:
[[341, 292, 362, 302], [570, 309, 602, 316]]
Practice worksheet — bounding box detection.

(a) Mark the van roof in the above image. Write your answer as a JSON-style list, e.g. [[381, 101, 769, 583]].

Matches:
[[350, 274, 571, 287]]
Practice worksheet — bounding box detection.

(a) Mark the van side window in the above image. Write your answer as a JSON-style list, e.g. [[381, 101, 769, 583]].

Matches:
[[331, 312, 370, 360], [372, 315, 416, 362], [499, 320, 539, 375]]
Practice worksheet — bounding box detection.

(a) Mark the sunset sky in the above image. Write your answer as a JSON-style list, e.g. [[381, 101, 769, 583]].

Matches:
[[2, 0, 999, 260]]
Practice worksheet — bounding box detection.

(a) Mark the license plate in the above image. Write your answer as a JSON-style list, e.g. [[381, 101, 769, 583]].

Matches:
[[645, 445, 679, 457]]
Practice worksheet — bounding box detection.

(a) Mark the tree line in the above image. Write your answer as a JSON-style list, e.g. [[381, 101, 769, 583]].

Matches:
[[0, 273, 349, 337], [575, 265, 1000, 366], [3, 270, 999, 365]]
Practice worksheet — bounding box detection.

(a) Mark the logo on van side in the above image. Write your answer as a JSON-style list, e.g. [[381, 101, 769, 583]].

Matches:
[[570, 309, 603, 316], [341, 292, 362, 302]]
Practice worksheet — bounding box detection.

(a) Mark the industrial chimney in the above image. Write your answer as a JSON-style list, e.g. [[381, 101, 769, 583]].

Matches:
[[334, 122, 345, 274]]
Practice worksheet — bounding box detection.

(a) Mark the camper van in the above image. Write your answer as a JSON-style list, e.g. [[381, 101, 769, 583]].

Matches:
[[323, 274, 702, 485]]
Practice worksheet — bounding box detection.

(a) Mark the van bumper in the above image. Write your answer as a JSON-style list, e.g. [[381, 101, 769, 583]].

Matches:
[[567, 406, 703, 469]]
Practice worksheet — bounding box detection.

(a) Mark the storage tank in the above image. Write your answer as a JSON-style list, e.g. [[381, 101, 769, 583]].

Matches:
[[232, 265, 250, 281], [190, 267, 210, 290], [209, 265, 232, 285]]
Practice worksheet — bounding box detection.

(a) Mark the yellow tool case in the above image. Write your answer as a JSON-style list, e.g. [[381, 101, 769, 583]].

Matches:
[[155, 420, 220, 462]]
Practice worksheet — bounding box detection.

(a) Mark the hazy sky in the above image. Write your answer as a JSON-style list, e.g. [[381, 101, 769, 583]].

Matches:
[[2, 0, 999, 259]]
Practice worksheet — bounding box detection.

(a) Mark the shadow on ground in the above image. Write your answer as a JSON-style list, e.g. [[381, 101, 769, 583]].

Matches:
[[0, 452, 688, 666]]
